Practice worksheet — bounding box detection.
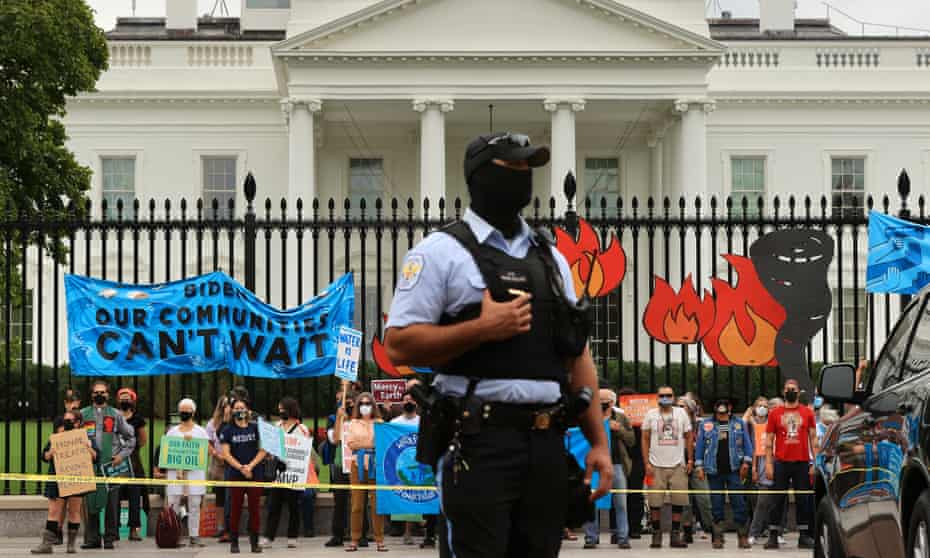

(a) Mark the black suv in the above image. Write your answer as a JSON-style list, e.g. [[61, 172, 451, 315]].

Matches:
[[816, 294, 930, 558]]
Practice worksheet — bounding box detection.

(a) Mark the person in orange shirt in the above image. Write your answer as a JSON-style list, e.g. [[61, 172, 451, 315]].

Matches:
[[342, 393, 386, 552]]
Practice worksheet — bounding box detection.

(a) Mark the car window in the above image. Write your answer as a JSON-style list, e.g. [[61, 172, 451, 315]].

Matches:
[[870, 298, 922, 393], [903, 298, 930, 384]]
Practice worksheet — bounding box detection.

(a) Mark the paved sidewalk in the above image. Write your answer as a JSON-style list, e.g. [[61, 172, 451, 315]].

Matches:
[[0, 536, 811, 557]]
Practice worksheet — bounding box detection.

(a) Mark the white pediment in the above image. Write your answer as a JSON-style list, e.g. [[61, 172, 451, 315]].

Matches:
[[274, 0, 723, 56]]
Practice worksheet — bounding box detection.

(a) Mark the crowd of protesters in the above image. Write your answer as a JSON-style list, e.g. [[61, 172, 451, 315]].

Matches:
[[31, 377, 836, 553]]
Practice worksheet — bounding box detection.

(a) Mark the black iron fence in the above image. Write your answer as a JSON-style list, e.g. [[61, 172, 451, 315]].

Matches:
[[0, 171, 923, 494]]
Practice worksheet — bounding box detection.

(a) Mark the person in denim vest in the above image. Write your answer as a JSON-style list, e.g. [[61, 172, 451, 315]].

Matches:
[[694, 398, 753, 549]]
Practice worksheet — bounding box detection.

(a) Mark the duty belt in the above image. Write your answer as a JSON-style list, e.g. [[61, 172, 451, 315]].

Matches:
[[469, 401, 566, 431]]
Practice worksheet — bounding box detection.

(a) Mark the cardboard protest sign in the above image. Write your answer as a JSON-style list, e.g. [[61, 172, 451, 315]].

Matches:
[[50, 429, 96, 497], [618, 394, 659, 427], [335, 327, 362, 382], [276, 434, 319, 491], [199, 504, 218, 537], [372, 379, 407, 405], [258, 418, 286, 460], [158, 436, 209, 471]]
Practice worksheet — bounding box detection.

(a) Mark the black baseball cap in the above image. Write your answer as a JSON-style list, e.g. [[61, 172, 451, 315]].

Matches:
[[464, 132, 550, 182]]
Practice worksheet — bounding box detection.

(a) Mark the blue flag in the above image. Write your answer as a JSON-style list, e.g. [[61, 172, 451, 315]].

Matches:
[[374, 423, 440, 516], [867, 211, 930, 295], [65, 271, 354, 378], [565, 422, 612, 510]]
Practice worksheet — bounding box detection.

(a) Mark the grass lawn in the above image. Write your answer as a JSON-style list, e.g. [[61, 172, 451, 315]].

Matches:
[[0, 420, 331, 496]]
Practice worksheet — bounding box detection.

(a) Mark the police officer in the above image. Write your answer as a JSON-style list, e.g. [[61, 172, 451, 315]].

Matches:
[[384, 132, 612, 557]]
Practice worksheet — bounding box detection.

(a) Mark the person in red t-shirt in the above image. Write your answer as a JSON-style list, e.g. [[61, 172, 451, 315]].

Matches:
[[763, 379, 817, 550]]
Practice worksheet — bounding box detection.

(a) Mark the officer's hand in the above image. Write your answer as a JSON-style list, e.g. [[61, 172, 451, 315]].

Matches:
[[585, 444, 613, 502], [478, 289, 532, 341], [740, 463, 750, 482], [695, 467, 704, 481]]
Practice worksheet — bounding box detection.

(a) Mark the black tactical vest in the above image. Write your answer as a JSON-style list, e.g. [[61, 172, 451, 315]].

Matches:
[[436, 221, 569, 382]]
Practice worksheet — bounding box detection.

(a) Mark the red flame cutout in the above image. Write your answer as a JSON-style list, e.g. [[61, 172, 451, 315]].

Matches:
[[371, 314, 417, 378], [554, 218, 626, 299], [643, 275, 715, 344], [701, 255, 786, 367]]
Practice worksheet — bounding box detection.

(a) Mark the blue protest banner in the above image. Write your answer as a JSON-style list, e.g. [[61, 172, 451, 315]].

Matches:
[[566, 422, 612, 510], [374, 423, 440, 516], [334, 327, 362, 382], [66, 271, 354, 378], [867, 211, 930, 295]]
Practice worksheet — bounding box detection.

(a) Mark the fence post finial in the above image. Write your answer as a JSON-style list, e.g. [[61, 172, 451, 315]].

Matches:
[[898, 169, 911, 219], [563, 171, 578, 236]]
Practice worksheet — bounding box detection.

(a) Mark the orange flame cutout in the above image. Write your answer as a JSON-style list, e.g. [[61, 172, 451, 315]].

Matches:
[[371, 314, 417, 378], [643, 275, 715, 344], [702, 255, 786, 367], [554, 218, 626, 299]]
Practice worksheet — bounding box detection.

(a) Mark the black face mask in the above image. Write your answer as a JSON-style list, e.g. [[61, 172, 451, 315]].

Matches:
[[179, 411, 193, 422], [119, 401, 133, 412], [279, 410, 289, 419], [93, 394, 107, 406], [233, 411, 247, 421], [63, 421, 75, 431], [403, 402, 416, 414], [468, 163, 533, 239], [601, 403, 611, 413], [784, 390, 799, 404]]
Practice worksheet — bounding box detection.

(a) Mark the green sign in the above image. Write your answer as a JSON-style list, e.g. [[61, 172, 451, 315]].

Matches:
[[158, 436, 209, 471]]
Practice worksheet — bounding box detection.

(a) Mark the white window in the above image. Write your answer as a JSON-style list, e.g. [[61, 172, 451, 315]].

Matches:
[[591, 291, 619, 363], [203, 157, 237, 219], [101, 157, 135, 219], [583, 158, 619, 217], [833, 287, 867, 363], [831, 157, 865, 218], [349, 158, 385, 219], [731, 157, 766, 217], [7, 289, 33, 364], [246, 0, 290, 8]]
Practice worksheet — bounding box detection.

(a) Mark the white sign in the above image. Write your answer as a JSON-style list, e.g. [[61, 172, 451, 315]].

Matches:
[[258, 418, 286, 460], [276, 434, 317, 492], [335, 326, 362, 382]]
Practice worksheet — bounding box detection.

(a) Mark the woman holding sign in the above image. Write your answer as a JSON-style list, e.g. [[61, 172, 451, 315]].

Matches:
[[31, 411, 97, 555], [221, 398, 267, 554], [262, 397, 311, 550], [344, 392, 386, 553], [163, 398, 209, 548]]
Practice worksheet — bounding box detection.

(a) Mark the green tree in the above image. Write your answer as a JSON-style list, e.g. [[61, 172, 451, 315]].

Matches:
[[0, 0, 107, 219]]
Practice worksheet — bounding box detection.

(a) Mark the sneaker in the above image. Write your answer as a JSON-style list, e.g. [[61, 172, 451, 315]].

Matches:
[[779, 536, 786, 546], [189, 537, 205, 548], [798, 535, 815, 549], [748, 536, 757, 546], [583, 540, 598, 549], [764, 532, 780, 550], [420, 537, 436, 549], [324, 538, 344, 548], [259, 537, 272, 549], [103, 541, 115, 550], [618, 541, 632, 549], [358, 538, 369, 548], [287, 539, 297, 549]]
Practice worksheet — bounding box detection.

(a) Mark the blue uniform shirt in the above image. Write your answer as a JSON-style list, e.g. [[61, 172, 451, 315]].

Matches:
[[386, 209, 578, 404]]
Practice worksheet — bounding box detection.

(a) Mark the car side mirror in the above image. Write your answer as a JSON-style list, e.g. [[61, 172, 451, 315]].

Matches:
[[819, 363, 857, 403]]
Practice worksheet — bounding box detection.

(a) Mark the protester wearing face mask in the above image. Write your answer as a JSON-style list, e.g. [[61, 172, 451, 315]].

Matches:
[[642, 387, 693, 549], [386, 394, 426, 546], [80, 381, 136, 550], [583, 388, 634, 550], [343, 392, 385, 552], [220, 398, 267, 554], [764, 380, 817, 550], [163, 398, 209, 547], [116, 388, 147, 542], [677, 396, 713, 544], [262, 397, 311, 550], [747, 397, 775, 545], [694, 399, 753, 549], [206, 396, 232, 542], [31, 412, 96, 555]]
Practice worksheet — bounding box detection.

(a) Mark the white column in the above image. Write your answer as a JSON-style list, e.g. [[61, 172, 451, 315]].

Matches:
[[647, 124, 668, 200], [674, 98, 715, 201], [285, 97, 322, 212], [544, 98, 585, 214], [413, 99, 454, 216]]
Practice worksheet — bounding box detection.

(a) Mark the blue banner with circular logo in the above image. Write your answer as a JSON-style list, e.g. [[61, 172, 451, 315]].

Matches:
[[66, 271, 354, 378], [374, 423, 440, 516]]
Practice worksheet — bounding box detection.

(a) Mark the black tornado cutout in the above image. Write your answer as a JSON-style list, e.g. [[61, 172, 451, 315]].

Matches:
[[750, 229, 834, 395]]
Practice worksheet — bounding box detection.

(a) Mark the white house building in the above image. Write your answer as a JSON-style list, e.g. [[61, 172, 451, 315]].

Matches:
[[28, 0, 930, 370]]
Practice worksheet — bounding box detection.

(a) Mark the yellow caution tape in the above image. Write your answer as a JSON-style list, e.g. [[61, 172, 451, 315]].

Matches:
[[0, 473, 813, 495]]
